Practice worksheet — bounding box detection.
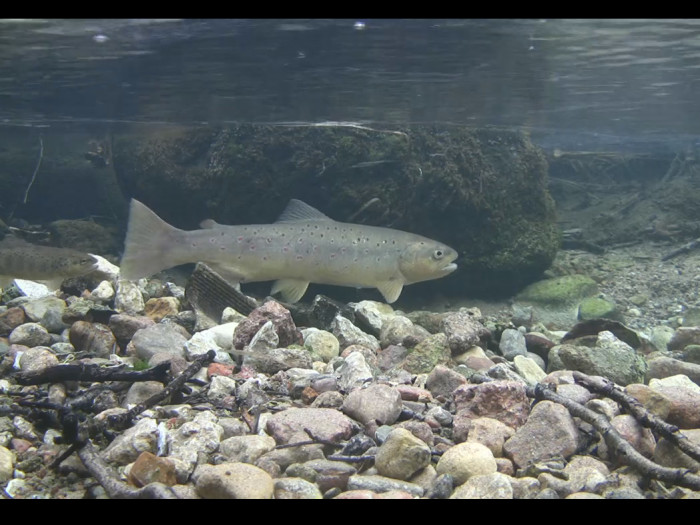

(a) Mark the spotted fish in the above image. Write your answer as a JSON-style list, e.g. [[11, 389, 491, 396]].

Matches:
[[119, 199, 458, 303], [0, 236, 98, 290]]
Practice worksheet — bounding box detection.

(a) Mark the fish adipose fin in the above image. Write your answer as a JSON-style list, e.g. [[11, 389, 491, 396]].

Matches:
[[271, 278, 310, 303], [120, 199, 183, 281], [376, 280, 404, 304]]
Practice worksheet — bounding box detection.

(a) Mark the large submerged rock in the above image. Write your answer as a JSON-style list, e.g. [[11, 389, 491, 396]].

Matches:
[[112, 124, 559, 300]]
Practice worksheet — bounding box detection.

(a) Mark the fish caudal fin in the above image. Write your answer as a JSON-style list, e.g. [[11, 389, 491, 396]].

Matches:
[[119, 199, 183, 280]]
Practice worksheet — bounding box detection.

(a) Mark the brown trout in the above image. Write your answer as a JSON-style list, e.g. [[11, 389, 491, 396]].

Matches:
[[119, 199, 457, 303]]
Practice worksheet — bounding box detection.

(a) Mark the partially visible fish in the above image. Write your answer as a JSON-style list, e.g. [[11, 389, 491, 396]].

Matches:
[[120, 198, 458, 304], [0, 236, 98, 290]]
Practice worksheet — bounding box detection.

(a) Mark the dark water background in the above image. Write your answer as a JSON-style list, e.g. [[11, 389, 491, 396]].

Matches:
[[2, 18, 700, 155]]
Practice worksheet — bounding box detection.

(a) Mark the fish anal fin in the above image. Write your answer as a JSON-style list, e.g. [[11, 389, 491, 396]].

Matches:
[[271, 278, 309, 303], [205, 263, 245, 289], [376, 280, 404, 304]]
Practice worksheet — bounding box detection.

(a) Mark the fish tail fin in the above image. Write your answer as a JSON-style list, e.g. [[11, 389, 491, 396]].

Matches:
[[119, 199, 184, 280]]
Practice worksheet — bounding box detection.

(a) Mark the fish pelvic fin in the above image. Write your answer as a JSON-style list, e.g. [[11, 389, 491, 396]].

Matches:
[[271, 278, 310, 303], [119, 199, 183, 280], [376, 279, 404, 304]]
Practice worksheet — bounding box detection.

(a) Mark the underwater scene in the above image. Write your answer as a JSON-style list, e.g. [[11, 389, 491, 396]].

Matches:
[[1, 18, 700, 499]]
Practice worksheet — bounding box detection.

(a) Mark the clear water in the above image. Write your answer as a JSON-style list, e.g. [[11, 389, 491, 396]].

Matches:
[[2, 18, 700, 154]]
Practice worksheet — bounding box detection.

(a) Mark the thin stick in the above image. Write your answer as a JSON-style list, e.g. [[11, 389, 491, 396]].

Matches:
[[22, 136, 44, 204]]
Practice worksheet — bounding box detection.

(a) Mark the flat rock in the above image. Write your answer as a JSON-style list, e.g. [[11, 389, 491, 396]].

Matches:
[[128, 323, 189, 361], [553, 331, 648, 386], [341, 383, 403, 427], [646, 356, 700, 386], [219, 435, 276, 464], [194, 462, 274, 499], [450, 472, 514, 499], [453, 380, 530, 430], [346, 474, 424, 497], [101, 417, 158, 465], [425, 364, 467, 399], [503, 400, 580, 469], [274, 477, 323, 499], [266, 407, 358, 445]]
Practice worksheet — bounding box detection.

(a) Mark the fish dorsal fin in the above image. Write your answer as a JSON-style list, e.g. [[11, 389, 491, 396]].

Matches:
[[275, 199, 333, 223], [200, 219, 224, 229]]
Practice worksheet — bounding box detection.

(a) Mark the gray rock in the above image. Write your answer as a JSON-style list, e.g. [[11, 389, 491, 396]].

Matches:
[[346, 474, 424, 497], [379, 315, 429, 348], [21, 295, 67, 332], [128, 323, 188, 361], [342, 383, 403, 426], [330, 315, 380, 352], [374, 428, 432, 481], [122, 381, 164, 408], [245, 347, 313, 374], [266, 407, 358, 445], [101, 417, 158, 465], [425, 364, 467, 399], [336, 351, 374, 390], [646, 356, 700, 386], [436, 442, 497, 485], [499, 328, 528, 360], [440, 311, 490, 353], [450, 472, 514, 499], [207, 375, 237, 402], [289, 459, 358, 492], [350, 300, 395, 335], [274, 477, 324, 499], [114, 279, 145, 314], [246, 320, 279, 352], [503, 400, 580, 469], [653, 428, 700, 471], [513, 355, 547, 386], [9, 322, 51, 347], [185, 329, 234, 365], [166, 411, 224, 478], [554, 331, 648, 386], [194, 462, 274, 499], [220, 435, 276, 464], [509, 476, 541, 499]]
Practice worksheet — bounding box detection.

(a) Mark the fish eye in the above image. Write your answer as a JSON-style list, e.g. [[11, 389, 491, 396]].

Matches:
[[433, 249, 444, 259]]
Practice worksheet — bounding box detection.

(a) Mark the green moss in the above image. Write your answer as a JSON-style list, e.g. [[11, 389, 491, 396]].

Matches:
[[516, 275, 599, 307], [577, 297, 623, 321]]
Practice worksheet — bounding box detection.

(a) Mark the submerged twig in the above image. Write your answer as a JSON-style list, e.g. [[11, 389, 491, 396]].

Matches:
[[23, 136, 44, 205], [470, 373, 700, 491]]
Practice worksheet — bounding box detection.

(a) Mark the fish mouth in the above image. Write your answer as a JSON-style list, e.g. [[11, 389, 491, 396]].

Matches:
[[442, 262, 458, 273]]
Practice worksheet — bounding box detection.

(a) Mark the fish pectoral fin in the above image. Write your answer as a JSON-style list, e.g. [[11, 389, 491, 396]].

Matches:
[[271, 278, 309, 303], [376, 280, 404, 304]]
